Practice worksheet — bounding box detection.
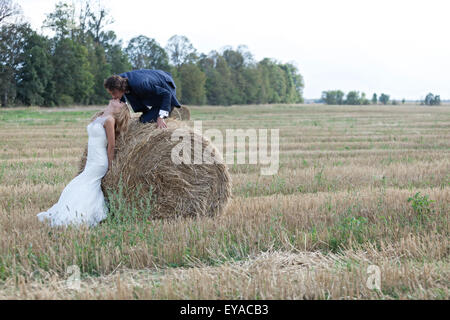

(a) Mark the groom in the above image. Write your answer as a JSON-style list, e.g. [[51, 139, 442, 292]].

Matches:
[[104, 69, 181, 129]]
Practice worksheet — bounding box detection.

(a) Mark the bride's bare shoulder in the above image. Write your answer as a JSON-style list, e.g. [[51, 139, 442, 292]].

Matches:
[[103, 115, 115, 126]]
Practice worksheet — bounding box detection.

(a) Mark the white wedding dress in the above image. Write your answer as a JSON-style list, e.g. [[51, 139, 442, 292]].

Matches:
[[37, 115, 110, 227]]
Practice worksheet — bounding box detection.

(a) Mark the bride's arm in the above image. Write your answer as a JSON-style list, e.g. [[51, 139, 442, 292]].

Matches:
[[104, 117, 116, 169]]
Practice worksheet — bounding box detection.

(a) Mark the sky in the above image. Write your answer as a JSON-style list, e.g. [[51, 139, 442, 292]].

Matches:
[[18, 0, 450, 100]]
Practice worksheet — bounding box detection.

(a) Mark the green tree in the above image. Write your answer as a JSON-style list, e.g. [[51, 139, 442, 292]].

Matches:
[[212, 55, 235, 105], [52, 38, 94, 105], [41, 0, 130, 105], [425, 93, 434, 105], [282, 62, 304, 103], [200, 51, 234, 105], [372, 93, 377, 104], [345, 91, 361, 105], [433, 95, 440, 105], [100, 31, 132, 74], [222, 47, 246, 104], [241, 65, 263, 104], [337, 91, 345, 104], [425, 93, 440, 106], [87, 39, 111, 104], [270, 66, 287, 103], [321, 90, 344, 105], [165, 35, 197, 67], [106, 43, 131, 75], [360, 92, 369, 105], [16, 30, 53, 106], [258, 58, 289, 103], [0, 23, 31, 106], [204, 68, 227, 105], [379, 93, 390, 105], [177, 63, 206, 105], [125, 35, 169, 71], [43, 1, 76, 39]]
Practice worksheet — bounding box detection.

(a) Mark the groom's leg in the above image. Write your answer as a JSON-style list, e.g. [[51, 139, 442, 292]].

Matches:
[[139, 108, 159, 123]]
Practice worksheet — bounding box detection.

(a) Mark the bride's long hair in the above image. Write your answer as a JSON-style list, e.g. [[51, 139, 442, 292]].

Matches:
[[91, 102, 130, 139], [112, 103, 130, 139]]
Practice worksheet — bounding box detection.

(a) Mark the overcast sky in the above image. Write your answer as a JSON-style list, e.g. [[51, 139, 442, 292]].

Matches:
[[18, 0, 450, 100]]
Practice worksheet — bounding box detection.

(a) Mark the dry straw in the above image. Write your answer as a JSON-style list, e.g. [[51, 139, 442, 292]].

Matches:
[[79, 118, 232, 219], [169, 106, 191, 120]]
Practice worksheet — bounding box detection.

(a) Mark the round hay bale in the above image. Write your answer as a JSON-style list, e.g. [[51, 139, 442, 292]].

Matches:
[[179, 106, 191, 120], [169, 106, 191, 120], [78, 118, 232, 220], [169, 107, 182, 120]]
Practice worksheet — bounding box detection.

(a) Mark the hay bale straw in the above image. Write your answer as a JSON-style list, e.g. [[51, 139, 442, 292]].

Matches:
[[169, 106, 191, 120], [79, 118, 232, 219], [179, 106, 191, 120]]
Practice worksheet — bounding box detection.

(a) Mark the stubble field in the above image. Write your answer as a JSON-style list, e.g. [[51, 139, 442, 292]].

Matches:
[[0, 104, 448, 299]]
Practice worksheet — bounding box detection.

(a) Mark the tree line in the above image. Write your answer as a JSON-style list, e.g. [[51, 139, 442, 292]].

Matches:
[[0, 0, 304, 107], [321, 90, 393, 105], [322, 90, 441, 106]]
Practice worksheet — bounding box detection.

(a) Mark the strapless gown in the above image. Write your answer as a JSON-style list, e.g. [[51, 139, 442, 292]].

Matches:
[[37, 116, 110, 227]]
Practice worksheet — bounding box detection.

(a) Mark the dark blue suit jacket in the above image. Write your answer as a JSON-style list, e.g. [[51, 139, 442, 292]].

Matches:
[[119, 69, 181, 123]]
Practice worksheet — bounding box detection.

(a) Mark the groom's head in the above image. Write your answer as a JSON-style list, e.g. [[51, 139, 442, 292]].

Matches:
[[104, 75, 128, 100]]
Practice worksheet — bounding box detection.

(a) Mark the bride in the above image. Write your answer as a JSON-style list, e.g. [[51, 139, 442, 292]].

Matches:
[[37, 100, 130, 227]]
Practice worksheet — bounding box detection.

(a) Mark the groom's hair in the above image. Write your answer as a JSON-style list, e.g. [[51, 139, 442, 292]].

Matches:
[[104, 75, 128, 92]]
